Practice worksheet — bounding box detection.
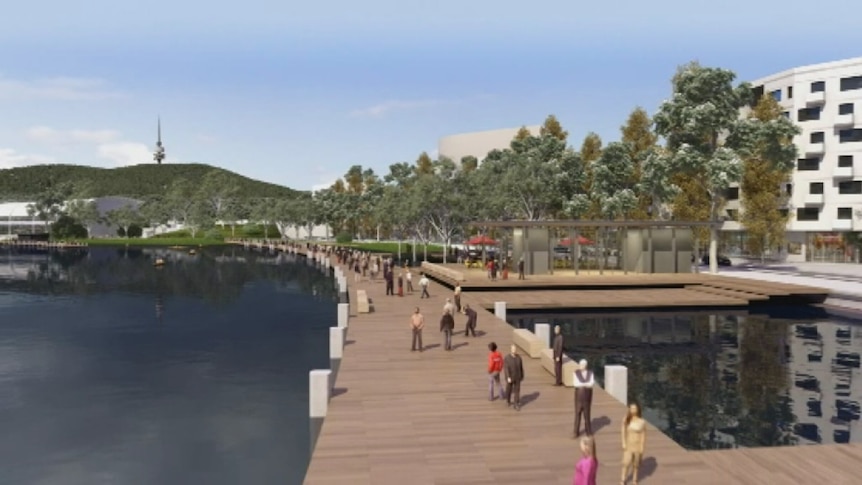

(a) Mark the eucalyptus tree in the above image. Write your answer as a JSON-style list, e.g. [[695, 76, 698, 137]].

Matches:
[[590, 142, 639, 269], [105, 204, 142, 238], [66, 199, 101, 237], [413, 157, 474, 263], [199, 171, 239, 227], [271, 197, 299, 240], [653, 62, 756, 273], [27, 179, 74, 224], [621, 107, 659, 220], [250, 197, 279, 239], [165, 179, 198, 229], [640, 148, 679, 220], [359, 168, 385, 239]]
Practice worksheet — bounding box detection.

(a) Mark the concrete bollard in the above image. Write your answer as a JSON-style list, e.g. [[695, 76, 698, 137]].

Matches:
[[604, 365, 628, 404], [534, 323, 551, 348], [330, 327, 344, 359], [494, 301, 507, 321], [338, 303, 349, 328], [309, 369, 332, 418]]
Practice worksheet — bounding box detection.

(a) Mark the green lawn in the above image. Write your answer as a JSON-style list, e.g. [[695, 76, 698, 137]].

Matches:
[[335, 241, 445, 254], [75, 237, 227, 247]]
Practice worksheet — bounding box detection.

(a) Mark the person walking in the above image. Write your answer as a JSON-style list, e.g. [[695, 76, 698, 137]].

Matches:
[[419, 273, 430, 298], [385, 267, 394, 296], [410, 307, 424, 352], [573, 435, 598, 485], [440, 309, 455, 351], [443, 298, 455, 316], [406, 269, 414, 293], [518, 257, 525, 280], [620, 402, 647, 485], [453, 283, 462, 312], [574, 359, 595, 437], [553, 325, 565, 386], [487, 342, 505, 401], [463, 304, 477, 337], [503, 344, 524, 410], [397, 271, 404, 297]]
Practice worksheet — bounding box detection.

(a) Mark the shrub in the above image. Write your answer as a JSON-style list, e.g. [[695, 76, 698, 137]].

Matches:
[[127, 224, 143, 238], [204, 228, 225, 240], [51, 215, 88, 239], [335, 232, 353, 244]]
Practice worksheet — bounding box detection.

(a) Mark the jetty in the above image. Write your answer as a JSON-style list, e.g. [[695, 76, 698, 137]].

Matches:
[[226, 240, 862, 484], [0, 240, 88, 249]]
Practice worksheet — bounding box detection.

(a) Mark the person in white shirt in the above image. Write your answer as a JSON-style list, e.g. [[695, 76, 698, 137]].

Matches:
[[443, 298, 455, 315], [405, 269, 414, 293], [419, 274, 430, 299], [573, 359, 595, 437]]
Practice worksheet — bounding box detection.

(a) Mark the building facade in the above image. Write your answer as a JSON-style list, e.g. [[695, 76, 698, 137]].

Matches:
[[438, 125, 541, 164], [723, 57, 862, 263]]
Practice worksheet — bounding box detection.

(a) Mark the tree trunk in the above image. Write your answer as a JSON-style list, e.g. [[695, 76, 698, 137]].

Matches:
[[443, 237, 449, 263], [397, 239, 402, 262], [423, 243, 428, 262], [709, 226, 719, 274], [231, 224, 236, 237]]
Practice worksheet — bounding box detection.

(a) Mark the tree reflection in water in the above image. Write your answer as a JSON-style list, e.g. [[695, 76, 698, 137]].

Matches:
[[509, 310, 862, 449]]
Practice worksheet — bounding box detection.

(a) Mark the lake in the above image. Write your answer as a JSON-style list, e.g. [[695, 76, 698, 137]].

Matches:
[[0, 245, 336, 485], [508, 308, 862, 450]]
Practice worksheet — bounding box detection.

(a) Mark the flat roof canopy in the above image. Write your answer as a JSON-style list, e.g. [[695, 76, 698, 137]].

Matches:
[[471, 220, 718, 228]]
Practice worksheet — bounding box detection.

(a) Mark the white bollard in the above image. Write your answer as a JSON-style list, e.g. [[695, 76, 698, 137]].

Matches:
[[494, 301, 507, 321], [330, 327, 344, 359], [309, 369, 332, 418], [339, 277, 347, 293], [604, 365, 628, 404], [338, 303, 349, 328], [534, 323, 551, 348]]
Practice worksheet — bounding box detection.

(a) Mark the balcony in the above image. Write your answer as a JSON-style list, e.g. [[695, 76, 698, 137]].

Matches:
[[806, 91, 826, 105], [806, 142, 825, 155], [804, 193, 825, 205], [833, 219, 853, 231], [834, 166, 854, 178], [835, 113, 855, 127]]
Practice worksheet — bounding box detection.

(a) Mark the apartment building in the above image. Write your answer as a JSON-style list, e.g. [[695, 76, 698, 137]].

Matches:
[[723, 57, 862, 263]]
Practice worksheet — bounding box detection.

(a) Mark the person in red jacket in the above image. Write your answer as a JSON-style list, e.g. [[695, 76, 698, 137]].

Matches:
[[487, 342, 505, 401]]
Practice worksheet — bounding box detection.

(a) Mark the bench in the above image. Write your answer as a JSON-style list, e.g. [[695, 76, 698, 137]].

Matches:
[[356, 289, 372, 313], [420, 262, 466, 282], [539, 349, 580, 387], [512, 328, 545, 358]]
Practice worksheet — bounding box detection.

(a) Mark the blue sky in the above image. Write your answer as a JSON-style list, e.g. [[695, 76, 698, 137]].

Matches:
[[0, 0, 859, 191]]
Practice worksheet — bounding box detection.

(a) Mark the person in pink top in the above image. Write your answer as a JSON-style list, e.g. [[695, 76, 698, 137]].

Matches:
[[573, 435, 598, 485]]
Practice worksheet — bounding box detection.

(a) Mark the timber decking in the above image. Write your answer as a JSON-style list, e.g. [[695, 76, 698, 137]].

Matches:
[[465, 288, 749, 310], [304, 258, 862, 484]]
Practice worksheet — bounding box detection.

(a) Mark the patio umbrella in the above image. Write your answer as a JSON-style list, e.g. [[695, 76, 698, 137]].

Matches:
[[468, 235, 497, 246], [558, 236, 593, 246]]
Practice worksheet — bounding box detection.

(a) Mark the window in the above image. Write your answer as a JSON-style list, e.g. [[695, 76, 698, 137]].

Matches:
[[786, 184, 793, 195], [839, 129, 862, 143], [810, 132, 825, 144], [839, 155, 853, 167], [726, 209, 738, 220], [797, 208, 820, 221], [810, 182, 824, 194], [839, 103, 855, 115], [838, 181, 862, 194], [798, 107, 821, 121], [779, 208, 789, 218], [811, 81, 826, 92], [840, 76, 862, 92], [837, 207, 853, 220], [783, 111, 790, 119], [726, 187, 739, 200], [788, 86, 793, 98], [798, 158, 820, 171], [771, 89, 782, 101]]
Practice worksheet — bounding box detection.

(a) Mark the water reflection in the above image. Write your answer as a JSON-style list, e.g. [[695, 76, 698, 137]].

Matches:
[[509, 310, 862, 449], [0, 246, 336, 485]]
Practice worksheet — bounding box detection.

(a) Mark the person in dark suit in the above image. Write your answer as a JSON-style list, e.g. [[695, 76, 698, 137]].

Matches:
[[518, 257, 525, 280], [440, 309, 455, 351], [463, 304, 478, 337], [573, 359, 595, 437], [552, 325, 564, 386], [384, 267, 394, 296], [503, 345, 524, 410]]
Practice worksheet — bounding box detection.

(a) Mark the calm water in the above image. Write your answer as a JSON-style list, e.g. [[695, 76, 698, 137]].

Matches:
[[0, 246, 336, 485], [509, 309, 862, 450]]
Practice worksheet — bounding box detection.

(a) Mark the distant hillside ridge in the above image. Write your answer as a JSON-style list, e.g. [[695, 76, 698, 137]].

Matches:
[[0, 163, 304, 200]]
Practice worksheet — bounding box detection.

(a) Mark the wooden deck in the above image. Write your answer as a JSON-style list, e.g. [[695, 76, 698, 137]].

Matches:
[[301, 255, 862, 484]]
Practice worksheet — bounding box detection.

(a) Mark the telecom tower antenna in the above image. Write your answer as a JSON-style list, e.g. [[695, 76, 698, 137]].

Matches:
[[153, 117, 165, 164]]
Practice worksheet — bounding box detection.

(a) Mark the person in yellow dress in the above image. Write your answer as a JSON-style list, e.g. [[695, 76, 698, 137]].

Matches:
[[620, 402, 646, 485]]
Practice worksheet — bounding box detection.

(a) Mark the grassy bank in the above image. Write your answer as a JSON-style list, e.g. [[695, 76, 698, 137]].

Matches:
[[335, 241, 444, 254], [75, 237, 227, 247]]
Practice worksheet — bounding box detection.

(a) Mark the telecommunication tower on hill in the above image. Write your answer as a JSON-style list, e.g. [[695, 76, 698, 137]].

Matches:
[[153, 117, 165, 165]]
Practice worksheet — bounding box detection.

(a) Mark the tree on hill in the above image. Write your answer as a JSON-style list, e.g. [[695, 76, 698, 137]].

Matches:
[[540, 115, 568, 141], [27, 179, 75, 225], [199, 171, 239, 227], [105, 204, 142, 238]]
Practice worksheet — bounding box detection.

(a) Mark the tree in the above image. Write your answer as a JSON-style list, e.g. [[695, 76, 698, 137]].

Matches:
[[414, 152, 434, 176], [579, 133, 604, 223], [640, 147, 679, 220], [165, 179, 198, 229], [513, 126, 532, 141], [200, 171, 239, 227], [653, 61, 755, 273], [66, 199, 101, 237], [138, 196, 172, 230], [221, 197, 251, 237], [739, 94, 799, 261], [540, 114, 568, 141], [591, 142, 638, 220], [250, 198, 279, 239], [105, 204, 141, 238], [27, 179, 74, 226], [621, 107, 659, 220], [460, 156, 478, 173]]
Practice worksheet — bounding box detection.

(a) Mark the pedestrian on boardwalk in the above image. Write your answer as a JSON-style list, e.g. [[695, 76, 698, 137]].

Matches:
[[454, 283, 462, 312], [573, 435, 598, 485], [443, 298, 455, 316], [440, 309, 455, 350], [573, 359, 595, 437], [463, 304, 477, 337], [353, 260, 361, 283], [385, 267, 394, 296], [419, 273, 430, 298], [620, 402, 646, 485], [518, 257, 525, 280], [397, 271, 404, 296], [487, 342, 505, 401], [410, 307, 424, 351], [553, 325, 564, 386], [503, 344, 524, 410], [405, 269, 414, 293]]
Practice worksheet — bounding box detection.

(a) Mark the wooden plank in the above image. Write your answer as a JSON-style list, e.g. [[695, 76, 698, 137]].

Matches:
[[684, 284, 771, 301]]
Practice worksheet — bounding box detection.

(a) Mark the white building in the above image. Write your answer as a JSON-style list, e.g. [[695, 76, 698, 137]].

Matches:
[[438, 125, 541, 164], [724, 56, 862, 263]]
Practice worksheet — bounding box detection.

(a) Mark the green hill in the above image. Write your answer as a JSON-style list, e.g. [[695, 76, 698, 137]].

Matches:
[[0, 163, 304, 200]]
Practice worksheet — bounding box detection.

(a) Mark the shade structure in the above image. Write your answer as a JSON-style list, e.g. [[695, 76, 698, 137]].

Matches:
[[467, 235, 497, 246], [558, 236, 593, 246]]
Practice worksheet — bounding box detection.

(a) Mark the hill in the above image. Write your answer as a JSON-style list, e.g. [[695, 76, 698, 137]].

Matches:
[[0, 163, 304, 200]]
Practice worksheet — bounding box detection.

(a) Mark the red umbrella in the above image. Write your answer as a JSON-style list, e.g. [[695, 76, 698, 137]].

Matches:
[[558, 236, 593, 246], [468, 235, 497, 246]]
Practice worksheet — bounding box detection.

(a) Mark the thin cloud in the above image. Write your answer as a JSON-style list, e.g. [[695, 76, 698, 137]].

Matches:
[[0, 75, 124, 101], [26, 126, 122, 145], [0, 147, 56, 169], [97, 142, 154, 167], [349, 99, 447, 118]]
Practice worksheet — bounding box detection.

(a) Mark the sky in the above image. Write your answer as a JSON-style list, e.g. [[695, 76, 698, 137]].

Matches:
[[0, 0, 859, 191]]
